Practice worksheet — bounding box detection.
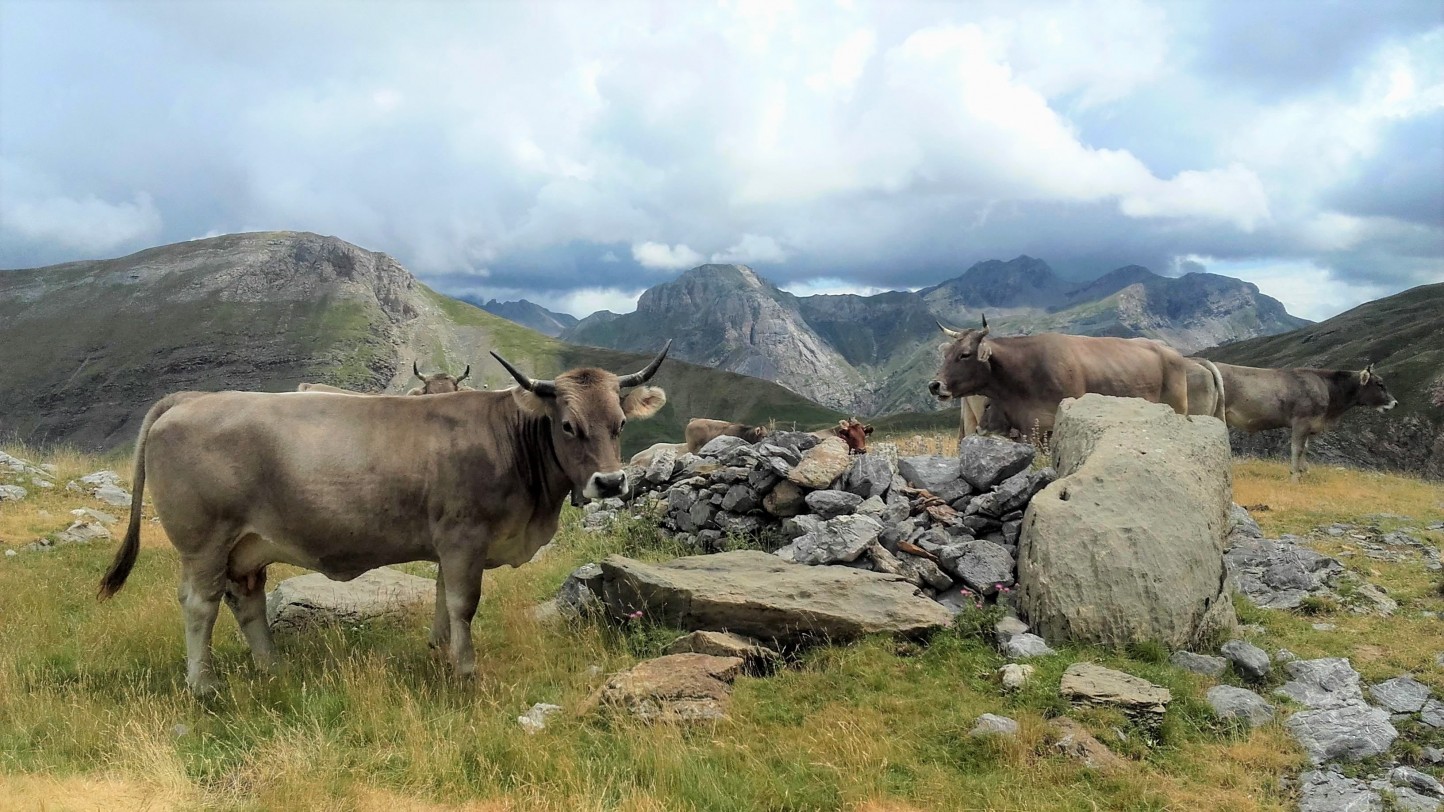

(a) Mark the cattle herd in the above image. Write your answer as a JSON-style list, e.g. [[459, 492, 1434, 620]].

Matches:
[[94, 321, 1398, 694]]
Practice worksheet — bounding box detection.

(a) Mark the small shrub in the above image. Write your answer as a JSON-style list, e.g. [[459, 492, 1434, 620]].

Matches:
[[1296, 594, 1339, 615], [1125, 640, 1169, 665], [950, 595, 1006, 641]]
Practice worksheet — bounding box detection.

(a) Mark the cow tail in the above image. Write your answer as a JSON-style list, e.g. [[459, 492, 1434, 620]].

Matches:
[[1202, 359, 1226, 421], [98, 395, 178, 600]]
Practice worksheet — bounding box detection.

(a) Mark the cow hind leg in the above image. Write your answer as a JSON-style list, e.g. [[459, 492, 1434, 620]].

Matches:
[[177, 558, 227, 696], [223, 567, 278, 673], [1289, 424, 1312, 482]]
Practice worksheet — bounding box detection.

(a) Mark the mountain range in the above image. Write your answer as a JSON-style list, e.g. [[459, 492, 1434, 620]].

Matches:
[[554, 256, 1309, 414], [469, 298, 578, 337], [0, 232, 840, 455]]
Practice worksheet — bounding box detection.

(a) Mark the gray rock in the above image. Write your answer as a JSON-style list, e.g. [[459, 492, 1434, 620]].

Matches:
[[896, 553, 952, 591], [645, 447, 679, 484], [558, 563, 605, 618], [1423, 747, 1444, 765], [1228, 503, 1264, 542], [1276, 648, 1300, 664], [0, 484, 26, 501], [1018, 395, 1235, 650], [786, 438, 852, 489], [993, 615, 1029, 647], [665, 630, 781, 676], [1370, 676, 1432, 714], [970, 713, 1019, 737], [957, 435, 1035, 491], [1383, 786, 1442, 812], [969, 467, 1054, 517], [598, 550, 953, 647], [267, 568, 435, 632], [1206, 685, 1276, 728], [715, 512, 766, 538], [746, 468, 780, 494], [855, 495, 887, 520], [94, 483, 133, 507], [721, 484, 761, 514], [1061, 662, 1172, 715], [516, 702, 564, 734], [55, 520, 112, 546], [1277, 657, 1367, 710], [1390, 767, 1444, 799], [843, 454, 893, 500], [776, 515, 885, 566], [805, 489, 863, 519], [1001, 633, 1055, 659], [767, 431, 819, 454], [781, 514, 826, 540], [1287, 704, 1398, 763], [940, 539, 1015, 595], [897, 455, 962, 493], [698, 435, 750, 458], [1297, 770, 1383, 812], [1171, 651, 1228, 677], [1001, 519, 1021, 546], [764, 480, 807, 518], [999, 663, 1035, 690], [1221, 639, 1272, 681], [1420, 699, 1444, 728]]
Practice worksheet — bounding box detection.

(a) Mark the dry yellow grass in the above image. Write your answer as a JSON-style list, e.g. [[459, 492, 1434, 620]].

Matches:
[[2, 442, 1439, 810]]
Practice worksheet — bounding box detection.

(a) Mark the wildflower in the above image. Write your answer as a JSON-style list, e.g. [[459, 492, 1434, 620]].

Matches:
[[627, 609, 644, 620]]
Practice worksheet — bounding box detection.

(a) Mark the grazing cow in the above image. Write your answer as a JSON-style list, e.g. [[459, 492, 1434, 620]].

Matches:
[[1213, 362, 1397, 481], [296, 382, 366, 395], [929, 316, 1193, 435], [97, 343, 671, 695], [812, 418, 873, 454], [685, 418, 770, 453], [408, 362, 472, 395], [629, 441, 689, 468]]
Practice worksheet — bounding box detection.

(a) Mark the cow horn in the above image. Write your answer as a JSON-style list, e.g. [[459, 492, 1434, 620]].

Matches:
[[936, 320, 962, 338], [413, 361, 424, 381], [456, 364, 470, 384], [490, 352, 557, 396], [981, 313, 989, 329], [617, 340, 672, 388]]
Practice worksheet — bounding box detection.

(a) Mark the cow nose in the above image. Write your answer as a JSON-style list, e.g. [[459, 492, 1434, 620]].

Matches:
[[584, 471, 626, 499], [928, 380, 947, 397]]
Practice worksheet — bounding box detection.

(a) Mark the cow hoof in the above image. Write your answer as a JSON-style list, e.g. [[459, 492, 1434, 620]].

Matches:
[[187, 676, 221, 698]]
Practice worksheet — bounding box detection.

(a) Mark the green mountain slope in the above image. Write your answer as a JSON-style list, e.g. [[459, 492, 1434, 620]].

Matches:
[[1201, 283, 1444, 478], [0, 232, 841, 457]]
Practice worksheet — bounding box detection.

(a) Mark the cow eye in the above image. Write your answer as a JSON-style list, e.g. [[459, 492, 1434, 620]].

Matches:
[[561, 420, 576, 437]]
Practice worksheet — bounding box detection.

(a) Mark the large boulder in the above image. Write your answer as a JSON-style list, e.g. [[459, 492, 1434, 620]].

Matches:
[[598, 550, 953, 647], [897, 455, 962, 493], [1017, 395, 1236, 649], [267, 568, 435, 632], [957, 435, 1035, 491], [786, 438, 852, 489], [582, 653, 744, 723]]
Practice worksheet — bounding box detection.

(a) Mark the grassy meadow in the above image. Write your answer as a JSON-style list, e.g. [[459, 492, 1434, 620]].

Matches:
[[1, 439, 1441, 811]]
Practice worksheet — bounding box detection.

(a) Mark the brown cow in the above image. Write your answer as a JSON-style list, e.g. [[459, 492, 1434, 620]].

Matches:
[[408, 362, 472, 395], [97, 343, 671, 694], [812, 418, 873, 454], [1213, 362, 1396, 481], [929, 316, 1192, 434], [685, 418, 769, 453]]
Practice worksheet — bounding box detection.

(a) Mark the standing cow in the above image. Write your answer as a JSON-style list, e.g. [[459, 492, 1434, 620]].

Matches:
[[97, 343, 671, 695], [929, 317, 1195, 434], [408, 362, 473, 395], [1213, 362, 1397, 481]]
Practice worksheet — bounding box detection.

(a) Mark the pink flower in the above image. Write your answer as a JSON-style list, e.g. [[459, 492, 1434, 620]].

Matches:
[[627, 610, 644, 620]]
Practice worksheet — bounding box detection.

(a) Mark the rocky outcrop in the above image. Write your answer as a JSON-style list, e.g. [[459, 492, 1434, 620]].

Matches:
[[582, 653, 744, 723], [597, 550, 953, 647], [266, 568, 435, 632], [1018, 395, 1236, 649]]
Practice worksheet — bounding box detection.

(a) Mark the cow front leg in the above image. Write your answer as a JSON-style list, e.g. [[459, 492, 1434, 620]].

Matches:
[[178, 561, 225, 696], [439, 554, 485, 677], [224, 568, 278, 673], [429, 575, 450, 651], [1289, 424, 1311, 482]]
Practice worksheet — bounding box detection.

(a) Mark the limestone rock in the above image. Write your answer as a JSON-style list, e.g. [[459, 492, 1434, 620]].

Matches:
[[698, 436, 750, 458], [940, 539, 1015, 595], [267, 568, 435, 632], [1297, 770, 1383, 812], [1047, 717, 1125, 771], [665, 630, 781, 676], [970, 713, 1019, 737], [842, 454, 893, 500], [786, 438, 852, 489], [1276, 657, 1367, 710], [0, 484, 26, 501], [55, 520, 112, 546], [1221, 639, 1272, 681], [1171, 651, 1228, 677], [1060, 662, 1172, 715], [805, 489, 863, 519], [583, 653, 743, 723], [1002, 633, 1055, 659], [999, 663, 1035, 690], [897, 455, 962, 493], [958, 435, 1036, 491], [516, 703, 563, 734], [1287, 704, 1398, 763], [558, 563, 605, 619], [763, 480, 807, 517], [1370, 676, 1432, 714], [1390, 766, 1444, 800], [968, 468, 1054, 518], [645, 447, 679, 484], [1206, 685, 1276, 728], [1018, 395, 1235, 649], [598, 550, 953, 647], [775, 515, 884, 566]]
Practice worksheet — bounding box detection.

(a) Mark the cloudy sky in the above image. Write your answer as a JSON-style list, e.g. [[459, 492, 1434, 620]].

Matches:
[[2, 0, 1441, 321]]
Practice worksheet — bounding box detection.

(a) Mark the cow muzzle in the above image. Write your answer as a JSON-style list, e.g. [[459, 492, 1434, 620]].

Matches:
[[583, 470, 627, 499], [1378, 399, 1398, 413], [928, 380, 951, 400]]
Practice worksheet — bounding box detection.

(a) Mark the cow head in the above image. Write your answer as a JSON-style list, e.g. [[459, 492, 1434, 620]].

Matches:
[[410, 361, 471, 395], [745, 425, 770, 443], [1357, 364, 1398, 413], [929, 315, 992, 400], [834, 418, 873, 454], [492, 342, 670, 501]]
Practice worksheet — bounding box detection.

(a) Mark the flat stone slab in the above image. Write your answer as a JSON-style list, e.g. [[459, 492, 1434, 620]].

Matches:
[[665, 630, 781, 676], [1287, 704, 1398, 764], [1061, 662, 1172, 715], [267, 567, 435, 632], [599, 550, 953, 648], [582, 653, 743, 723], [1206, 685, 1276, 728]]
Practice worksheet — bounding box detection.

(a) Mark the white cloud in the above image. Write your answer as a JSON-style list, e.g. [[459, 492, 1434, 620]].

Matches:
[[631, 241, 704, 270], [546, 286, 645, 318], [1201, 258, 1395, 322], [780, 277, 898, 297], [1, 190, 162, 255], [711, 234, 788, 265]]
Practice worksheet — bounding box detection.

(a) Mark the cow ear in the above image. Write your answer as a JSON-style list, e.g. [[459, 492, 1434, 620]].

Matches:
[[1359, 368, 1370, 384], [622, 385, 667, 419], [510, 386, 549, 415], [977, 340, 993, 362], [863, 424, 874, 435], [938, 342, 952, 354]]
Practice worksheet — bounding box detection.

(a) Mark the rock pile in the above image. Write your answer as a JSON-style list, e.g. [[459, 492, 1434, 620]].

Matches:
[[66, 470, 132, 508]]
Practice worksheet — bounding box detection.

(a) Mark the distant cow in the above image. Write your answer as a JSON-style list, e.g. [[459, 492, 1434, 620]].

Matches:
[[1213, 362, 1397, 481], [409, 362, 472, 395], [812, 418, 873, 454], [685, 418, 769, 453], [929, 316, 1193, 435], [630, 441, 689, 468], [97, 343, 671, 695]]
